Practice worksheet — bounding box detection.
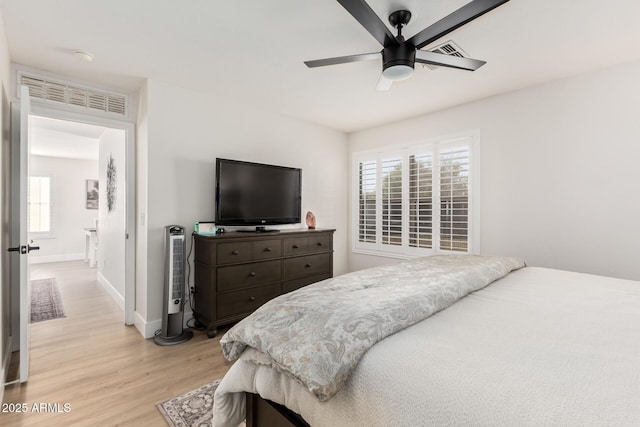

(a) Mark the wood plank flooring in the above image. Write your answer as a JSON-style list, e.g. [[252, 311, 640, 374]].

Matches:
[[1, 260, 232, 426]]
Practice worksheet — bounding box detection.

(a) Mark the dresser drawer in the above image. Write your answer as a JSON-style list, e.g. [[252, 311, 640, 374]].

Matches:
[[283, 237, 308, 256], [193, 230, 334, 335], [252, 239, 282, 260], [217, 260, 281, 291], [217, 283, 281, 319], [283, 253, 331, 280], [307, 233, 333, 253], [217, 242, 252, 264]]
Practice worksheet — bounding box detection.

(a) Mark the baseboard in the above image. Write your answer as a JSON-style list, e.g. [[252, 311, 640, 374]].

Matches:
[[97, 272, 125, 312], [29, 253, 84, 264], [134, 310, 195, 340], [133, 312, 145, 338]]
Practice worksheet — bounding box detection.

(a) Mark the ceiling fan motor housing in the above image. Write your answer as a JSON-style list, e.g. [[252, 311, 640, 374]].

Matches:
[[382, 42, 416, 72]]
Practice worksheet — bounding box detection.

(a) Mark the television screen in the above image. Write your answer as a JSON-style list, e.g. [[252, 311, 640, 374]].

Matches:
[[215, 158, 301, 228]]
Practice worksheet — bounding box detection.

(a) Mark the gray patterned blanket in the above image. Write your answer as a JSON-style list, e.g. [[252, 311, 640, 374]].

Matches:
[[220, 254, 525, 401]]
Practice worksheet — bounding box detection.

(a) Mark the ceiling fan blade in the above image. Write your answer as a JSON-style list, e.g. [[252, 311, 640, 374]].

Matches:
[[408, 0, 510, 50], [376, 74, 393, 91], [337, 0, 398, 47], [415, 50, 486, 71], [305, 52, 380, 68]]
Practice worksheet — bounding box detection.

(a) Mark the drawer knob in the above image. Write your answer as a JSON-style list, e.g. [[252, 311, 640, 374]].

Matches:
[[305, 263, 312, 268], [249, 272, 256, 277], [292, 244, 299, 249], [232, 250, 239, 255], [317, 242, 323, 246], [265, 247, 272, 252], [249, 296, 256, 302]]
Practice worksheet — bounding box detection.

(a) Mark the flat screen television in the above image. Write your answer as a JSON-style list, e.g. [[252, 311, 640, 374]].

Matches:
[[215, 158, 302, 231]]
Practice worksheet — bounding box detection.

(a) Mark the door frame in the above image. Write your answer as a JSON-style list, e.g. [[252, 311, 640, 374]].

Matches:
[[29, 104, 136, 325], [9, 86, 31, 382]]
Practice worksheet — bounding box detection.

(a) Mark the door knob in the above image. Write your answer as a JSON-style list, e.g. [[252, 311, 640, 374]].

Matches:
[[7, 244, 40, 254]]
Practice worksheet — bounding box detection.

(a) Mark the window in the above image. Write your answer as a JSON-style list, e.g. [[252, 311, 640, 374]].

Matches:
[[29, 176, 52, 234], [353, 132, 478, 257]]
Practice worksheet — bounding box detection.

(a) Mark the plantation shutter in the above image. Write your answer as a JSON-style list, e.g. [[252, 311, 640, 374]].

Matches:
[[19, 73, 128, 117], [358, 160, 377, 243], [409, 152, 433, 249], [439, 145, 470, 252], [381, 157, 402, 246], [353, 133, 476, 256]]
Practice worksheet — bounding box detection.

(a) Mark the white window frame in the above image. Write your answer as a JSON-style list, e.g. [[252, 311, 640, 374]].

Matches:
[[28, 174, 54, 238], [352, 130, 480, 258]]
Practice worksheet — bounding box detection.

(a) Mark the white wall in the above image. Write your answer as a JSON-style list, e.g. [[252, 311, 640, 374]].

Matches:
[[135, 79, 348, 337], [348, 60, 640, 281], [97, 128, 126, 307], [29, 155, 98, 263]]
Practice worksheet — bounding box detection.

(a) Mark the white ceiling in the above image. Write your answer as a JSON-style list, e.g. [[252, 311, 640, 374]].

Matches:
[[30, 116, 102, 160], [1, 0, 640, 133]]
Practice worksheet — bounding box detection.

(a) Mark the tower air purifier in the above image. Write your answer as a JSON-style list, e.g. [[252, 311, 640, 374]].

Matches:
[[154, 225, 193, 346]]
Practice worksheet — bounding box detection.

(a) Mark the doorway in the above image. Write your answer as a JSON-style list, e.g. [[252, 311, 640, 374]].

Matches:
[[27, 113, 134, 322], [6, 106, 135, 384], [28, 106, 136, 327], [28, 115, 127, 313]]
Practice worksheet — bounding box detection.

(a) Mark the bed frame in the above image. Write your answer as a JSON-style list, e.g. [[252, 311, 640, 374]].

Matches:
[[246, 393, 310, 427]]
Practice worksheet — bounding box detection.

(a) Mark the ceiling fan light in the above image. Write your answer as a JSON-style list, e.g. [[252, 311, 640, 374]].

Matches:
[[382, 64, 414, 81]]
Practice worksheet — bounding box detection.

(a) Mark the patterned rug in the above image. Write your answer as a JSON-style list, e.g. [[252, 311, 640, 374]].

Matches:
[[30, 278, 66, 323], [157, 379, 246, 427]]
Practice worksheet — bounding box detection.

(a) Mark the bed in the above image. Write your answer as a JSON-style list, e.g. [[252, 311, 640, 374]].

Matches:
[[213, 255, 640, 426]]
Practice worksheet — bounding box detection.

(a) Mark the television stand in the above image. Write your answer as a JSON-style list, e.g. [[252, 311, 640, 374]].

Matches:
[[193, 228, 335, 338]]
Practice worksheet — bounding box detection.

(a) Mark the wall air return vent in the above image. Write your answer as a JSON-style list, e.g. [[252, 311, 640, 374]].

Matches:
[[421, 41, 468, 71], [18, 72, 128, 117]]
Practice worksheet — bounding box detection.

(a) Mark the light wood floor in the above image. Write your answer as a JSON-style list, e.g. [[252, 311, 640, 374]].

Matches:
[[1, 260, 232, 426]]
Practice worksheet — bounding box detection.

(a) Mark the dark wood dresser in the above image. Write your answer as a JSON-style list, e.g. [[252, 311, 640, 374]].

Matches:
[[193, 228, 335, 337]]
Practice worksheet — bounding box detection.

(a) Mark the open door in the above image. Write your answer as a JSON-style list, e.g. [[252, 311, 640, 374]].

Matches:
[[8, 85, 36, 382]]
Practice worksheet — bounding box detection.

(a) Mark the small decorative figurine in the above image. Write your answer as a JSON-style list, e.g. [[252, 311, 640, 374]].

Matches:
[[305, 211, 316, 229]]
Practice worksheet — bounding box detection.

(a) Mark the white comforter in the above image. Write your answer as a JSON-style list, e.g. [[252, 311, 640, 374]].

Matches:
[[214, 267, 640, 426], [220, 255, 524, 401]]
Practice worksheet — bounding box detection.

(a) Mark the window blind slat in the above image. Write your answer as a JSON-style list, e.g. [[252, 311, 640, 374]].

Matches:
[[381, 157, 402, 246], [439, 146, 470, 252], [19, 73, 128, 117], [358, 160, 377, 243], [409, 152, 433, 249]]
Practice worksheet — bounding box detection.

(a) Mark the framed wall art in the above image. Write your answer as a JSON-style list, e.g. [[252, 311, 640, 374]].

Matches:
[[86, 179, 99, 209]]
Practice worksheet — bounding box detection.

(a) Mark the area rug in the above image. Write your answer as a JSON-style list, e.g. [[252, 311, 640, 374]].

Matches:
[[157, 379, 246, 427], [30, 278, 66, 323]]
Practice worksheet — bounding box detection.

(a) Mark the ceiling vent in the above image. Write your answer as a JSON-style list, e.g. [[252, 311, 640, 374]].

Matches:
[[421, 40, 468, 71], [18, 72, 128, 117]]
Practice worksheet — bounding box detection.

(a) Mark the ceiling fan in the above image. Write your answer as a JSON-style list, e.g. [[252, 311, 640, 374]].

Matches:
[[305, 0, 510, 91]]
